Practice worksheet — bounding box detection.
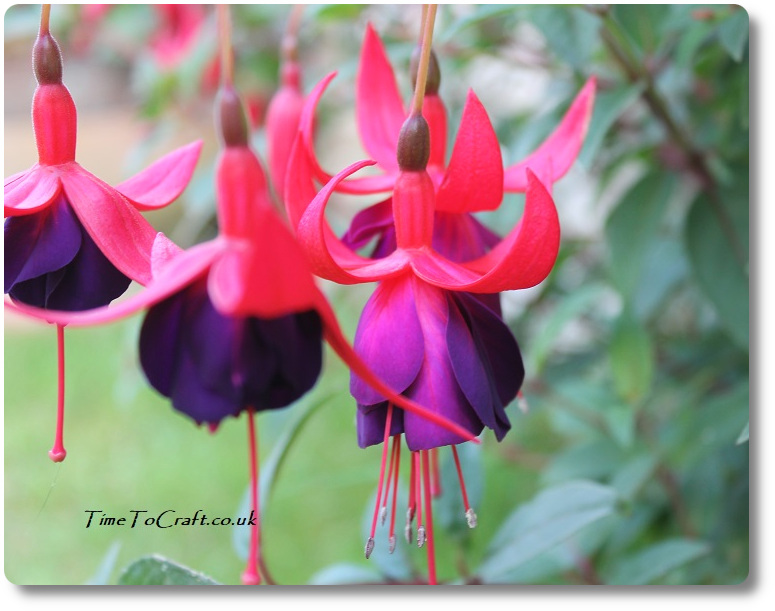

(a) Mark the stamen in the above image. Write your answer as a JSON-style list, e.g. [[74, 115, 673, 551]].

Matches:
[[366, 403, 393, 558], [49, 324, 67, 462], [241, 408, 261, 585], [451, 445, 477, 529], [414, 452, 425, 547], [388, 436, 401, 552], [405, 444, 416, 544], [421, 450, 437, 585], [517, 390, 529, 414], [431, 448, 441, 497], [380, 434, 400, 525]]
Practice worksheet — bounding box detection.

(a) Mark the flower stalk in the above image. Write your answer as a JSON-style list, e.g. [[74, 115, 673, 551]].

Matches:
[[409, 4, 438, 116]]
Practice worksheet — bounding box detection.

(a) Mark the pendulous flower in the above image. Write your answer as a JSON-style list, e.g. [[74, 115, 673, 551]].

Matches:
[[4, 16, 201, 461]]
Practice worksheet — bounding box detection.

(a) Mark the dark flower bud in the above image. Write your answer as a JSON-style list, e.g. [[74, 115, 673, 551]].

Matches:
[[410, 47, 441, 96], [216, 86, 249, 148], [397, 114, 430, 172], [32, 32, 63, 85]]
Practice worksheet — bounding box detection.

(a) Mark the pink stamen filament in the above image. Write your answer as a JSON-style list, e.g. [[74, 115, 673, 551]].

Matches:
[[406, 450, 417, 543], [48, 324, 67, 462], [421, 450, 437, 585], [241, 408, 261, 585], [388, 436, 401, 550], [380, 432, 400, 523], [367, 403, 394, 557], [414, 451, 424, 545], [431, 448, 441, 497], [451, 445, 471, 511]]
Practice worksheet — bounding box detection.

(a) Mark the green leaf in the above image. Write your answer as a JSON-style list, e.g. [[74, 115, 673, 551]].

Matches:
[[736, 422, 749, 445], [308, 563, 382, 585], [85, 542, 121, 585], [718, 8, 749, 62], [529, 5, 600, 71], [117, 555, 220, 585], [233, 392, 333, 560], [542, 439, 625, 485], [684, 190, 749, 349], [609, 310, 654, 403], [604, 539, 711, 585], [579, 82, 645, 167], [606, 172, 674, 298], [610, 454, 657, 502], [611, 5, 672, 57], [310, 4, 367, 22], [528, 283, 608, 373], [477, 481, 618, 582]]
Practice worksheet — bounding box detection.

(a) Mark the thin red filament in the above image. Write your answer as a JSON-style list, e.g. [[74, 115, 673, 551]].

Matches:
[[388, 436, 401, 545], [241, 408, 261, 585], [421, 450, 437, 585], [49, 324, 67, 462], [369, 403, 394, 541], [430, 447, 441, 497], [451, 445, 472, 512], [414, 451, 423, 535]]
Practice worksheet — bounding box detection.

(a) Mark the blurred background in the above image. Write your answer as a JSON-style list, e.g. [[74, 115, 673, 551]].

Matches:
[[4, 4, 749, 585]]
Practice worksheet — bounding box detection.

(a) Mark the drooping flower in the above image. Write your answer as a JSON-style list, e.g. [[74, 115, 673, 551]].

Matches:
[[286, 71, 561, 572], [9, 77, 480, 585], [4, 16, 202, 461]]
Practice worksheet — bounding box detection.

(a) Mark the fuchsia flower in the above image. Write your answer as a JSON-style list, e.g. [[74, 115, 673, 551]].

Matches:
[[4, 22, 201, 461], [284, 22, 595, 576]]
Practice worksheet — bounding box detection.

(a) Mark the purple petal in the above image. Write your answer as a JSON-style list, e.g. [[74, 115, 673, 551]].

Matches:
[[341, 199, 397, 259], [432, 212, 497, 263], [4, 195, 81, 292], [356, 404, 405, 449], [350, 278, 424, 406], [402, 282, 484, 451], [140, 288, 187, 397]]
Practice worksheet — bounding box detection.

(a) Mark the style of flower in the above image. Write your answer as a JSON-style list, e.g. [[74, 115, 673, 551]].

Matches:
[[4, 21, 202, 461]]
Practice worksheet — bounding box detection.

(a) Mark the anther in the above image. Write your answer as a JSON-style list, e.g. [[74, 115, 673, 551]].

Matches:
[[417, 525, 427, 548], [388, 535, 396, 554], [405, 508, 414, 544], [465, 508, 478, 529], [365, 537, 375, 559], [379, 506, 387, 526], [517, 391, 529, 414]]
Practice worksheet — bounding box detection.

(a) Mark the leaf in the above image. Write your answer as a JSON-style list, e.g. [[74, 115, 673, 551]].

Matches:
[[604, 539, 710, 585], [684, 190, 749, 349], [528, 283, 608, 373], [718, 8, 749, 62], [609, 310, 654, 403], [233, 392, 334, 560], [579, 83, 646, 168], [529, 5, 600, 71], [609, 454, 657, 502], [440, 5, 526, 43], [736, 422, 749, 445], [611, 5, 672, 57], [117, 555, 220, 585], [477, 480, 618, 582], [605, 172, 673, 298], [308, 563, 382, 585], [542, 439, 625, 486], [85, 542, 122, 585]]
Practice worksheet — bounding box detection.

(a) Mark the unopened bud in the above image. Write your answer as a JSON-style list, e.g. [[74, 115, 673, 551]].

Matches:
[[216, 86, 249, 148], [33, 32, 63, 85], [396, 115, 430, 172], [410, 47, 441, 96]]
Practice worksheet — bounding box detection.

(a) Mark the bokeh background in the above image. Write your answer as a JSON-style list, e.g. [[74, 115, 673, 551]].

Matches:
[[5, 4, 749, 585]]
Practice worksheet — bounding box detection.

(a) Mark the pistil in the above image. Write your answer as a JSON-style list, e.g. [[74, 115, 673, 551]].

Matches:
[[48, 324, 67, 462]]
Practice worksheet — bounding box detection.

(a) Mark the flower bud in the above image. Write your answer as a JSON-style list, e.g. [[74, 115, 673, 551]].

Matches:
[[397, 114, 430, 172], [410, 47, 441, 96], [33, 31, 63, 85], [216, 86, 249, 148]]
